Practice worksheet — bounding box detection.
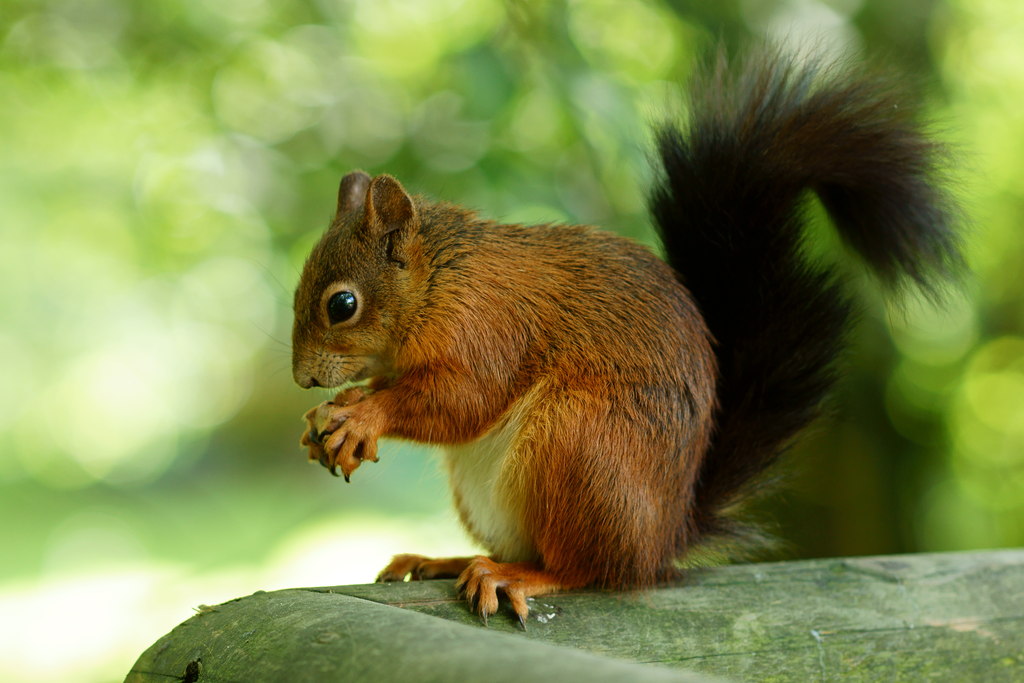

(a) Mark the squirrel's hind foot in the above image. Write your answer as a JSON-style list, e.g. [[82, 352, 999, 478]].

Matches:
[[455, 556, 579, 629]]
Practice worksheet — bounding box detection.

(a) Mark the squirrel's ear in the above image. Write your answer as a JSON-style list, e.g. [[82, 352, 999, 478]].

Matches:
[[364, 174, 417, 266], [336, 171, 372, 218]]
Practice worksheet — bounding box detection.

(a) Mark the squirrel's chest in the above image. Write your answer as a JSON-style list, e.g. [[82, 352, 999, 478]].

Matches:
[[441, 416, 535, 562]]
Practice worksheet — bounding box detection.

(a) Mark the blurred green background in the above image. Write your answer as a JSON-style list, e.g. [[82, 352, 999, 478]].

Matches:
[[1, 0, 1022, 680]]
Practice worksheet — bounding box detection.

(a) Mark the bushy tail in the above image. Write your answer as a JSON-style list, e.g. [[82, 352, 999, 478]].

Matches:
[[649, 48, 963, 543]]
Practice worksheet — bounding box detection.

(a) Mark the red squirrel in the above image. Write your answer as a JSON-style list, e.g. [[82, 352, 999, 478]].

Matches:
[[291, 49, 962, 626]]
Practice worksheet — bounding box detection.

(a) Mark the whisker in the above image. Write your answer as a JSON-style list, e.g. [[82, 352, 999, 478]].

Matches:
[[247, 257, 295, 301], [250, 321, 292, 351]]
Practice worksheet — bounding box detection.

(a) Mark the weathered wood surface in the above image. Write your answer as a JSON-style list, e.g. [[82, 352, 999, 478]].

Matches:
[[124, 588, 709, 683], [126, 549, 1024, 682]]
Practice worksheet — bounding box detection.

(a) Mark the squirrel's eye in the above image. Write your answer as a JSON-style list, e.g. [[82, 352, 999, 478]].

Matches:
[[327, 290, 357, 324]]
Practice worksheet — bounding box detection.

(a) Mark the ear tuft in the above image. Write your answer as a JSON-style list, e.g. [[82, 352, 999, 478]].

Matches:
[[364, 174, 417, 265], [366, 175, 415, 230], [336, 171, 372, 217]]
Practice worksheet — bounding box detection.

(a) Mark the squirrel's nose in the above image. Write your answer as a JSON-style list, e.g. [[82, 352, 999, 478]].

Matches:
[[294, 372, 323, 389]]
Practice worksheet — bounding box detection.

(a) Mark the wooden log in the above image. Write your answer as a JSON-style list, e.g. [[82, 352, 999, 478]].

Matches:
[[123, 587, 709, 682], [126, 549, 1024, 682]]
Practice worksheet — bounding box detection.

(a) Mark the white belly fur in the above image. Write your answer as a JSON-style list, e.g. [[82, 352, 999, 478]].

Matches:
[[442, 409, 535, 562]]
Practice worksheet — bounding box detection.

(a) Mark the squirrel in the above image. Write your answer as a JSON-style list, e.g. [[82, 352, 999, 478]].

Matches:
[[291, 48, 962, 626]]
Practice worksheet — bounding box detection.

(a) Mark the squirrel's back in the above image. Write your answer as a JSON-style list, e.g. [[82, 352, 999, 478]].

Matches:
[[412, 202, 716, 388]]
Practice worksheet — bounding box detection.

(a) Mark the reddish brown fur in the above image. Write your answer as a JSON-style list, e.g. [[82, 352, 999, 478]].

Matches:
[[293, 174, 716, 614]]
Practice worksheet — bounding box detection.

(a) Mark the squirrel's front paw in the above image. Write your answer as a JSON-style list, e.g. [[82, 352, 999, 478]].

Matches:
[[300, 388, 373, 473], [301, 400, 381, 482]]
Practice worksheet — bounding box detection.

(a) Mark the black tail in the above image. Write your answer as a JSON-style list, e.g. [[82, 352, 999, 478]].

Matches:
[[649, 48, 963, 543]]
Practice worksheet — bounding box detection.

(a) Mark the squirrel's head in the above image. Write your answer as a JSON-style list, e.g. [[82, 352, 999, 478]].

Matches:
[[291, 171, 425, 389]]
